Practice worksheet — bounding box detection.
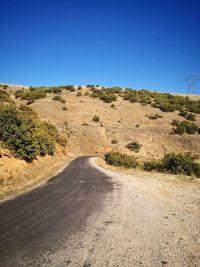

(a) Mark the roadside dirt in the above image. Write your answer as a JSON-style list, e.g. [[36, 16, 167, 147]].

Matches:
[[54, 158, 200, 267]]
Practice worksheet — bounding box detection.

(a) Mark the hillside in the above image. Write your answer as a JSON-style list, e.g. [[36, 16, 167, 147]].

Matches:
[[9, 85, 200, 159], [0, 84, 200, 199]]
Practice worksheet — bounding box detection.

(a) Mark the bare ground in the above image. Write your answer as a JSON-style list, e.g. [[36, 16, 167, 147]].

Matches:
[[35, 158, 200, 267]]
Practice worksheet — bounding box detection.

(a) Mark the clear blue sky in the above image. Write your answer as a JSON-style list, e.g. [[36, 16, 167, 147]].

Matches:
[[0, 0, 200, 94]]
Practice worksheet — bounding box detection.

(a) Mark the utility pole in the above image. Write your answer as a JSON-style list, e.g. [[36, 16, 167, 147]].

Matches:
[[185, 74, 197, 94]]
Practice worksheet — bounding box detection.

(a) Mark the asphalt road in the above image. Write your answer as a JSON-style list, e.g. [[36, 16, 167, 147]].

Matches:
[[0, 157, 113, 266]]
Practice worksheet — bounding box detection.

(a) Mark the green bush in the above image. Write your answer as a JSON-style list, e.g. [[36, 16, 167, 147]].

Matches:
[[121, 89, 200, 114], [172, 120, 199, 135], [52, 95, 66, 103], [92, 115, 100, 122], [159, 102, 176, 112], [104, 151, 139, 168], [143, 161, 160, 171], [179, 110, 196, 121], [77, 86, 82, 90], [45, 87, 62, 94], [14, 89, 25, 99], [146, 114, 163, 120], [0, 84, 9, 89], [22, 89, 47, 102], [181, 121, 198, 134], [100, 94, 117, 103], [0, 104, 67, 162], [86, 84, 95, 88], [143, 153, 200, 178], [56, 134, 68, 147], [62, 85, 75, 91], [174, 125, 186, 135], [126, 141, 142, 152]]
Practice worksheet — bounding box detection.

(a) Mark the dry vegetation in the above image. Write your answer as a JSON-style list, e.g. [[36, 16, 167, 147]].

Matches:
[[13, 85, 199, 160], [0, 83, 200, 199]]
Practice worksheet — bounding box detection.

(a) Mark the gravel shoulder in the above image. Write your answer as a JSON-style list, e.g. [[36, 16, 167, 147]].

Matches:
[[61, 158, 200, 267]]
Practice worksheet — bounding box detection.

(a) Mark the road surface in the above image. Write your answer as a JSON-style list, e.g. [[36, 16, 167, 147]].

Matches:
[[0, 157, 113, 266], [0, 157, 200, 267]]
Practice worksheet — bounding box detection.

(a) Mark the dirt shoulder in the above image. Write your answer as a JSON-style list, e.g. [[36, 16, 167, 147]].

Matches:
[[59, 157, 200, 267]]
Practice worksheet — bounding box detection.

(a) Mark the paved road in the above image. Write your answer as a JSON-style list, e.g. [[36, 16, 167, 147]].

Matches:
[[0, 157, 113, 266]]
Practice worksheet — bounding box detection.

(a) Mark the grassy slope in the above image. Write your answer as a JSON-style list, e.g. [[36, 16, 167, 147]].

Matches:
[[20, 87, 200, 161], [1, 85, 200, 200]]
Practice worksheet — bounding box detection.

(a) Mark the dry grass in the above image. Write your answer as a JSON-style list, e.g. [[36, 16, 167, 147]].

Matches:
[[0, 147, 74, 201], [16, 86, 200, 161], [1, 85, 200, 200]]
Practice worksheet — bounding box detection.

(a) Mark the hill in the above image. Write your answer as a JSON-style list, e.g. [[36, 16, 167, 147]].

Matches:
[[0, 84, 200, 199]]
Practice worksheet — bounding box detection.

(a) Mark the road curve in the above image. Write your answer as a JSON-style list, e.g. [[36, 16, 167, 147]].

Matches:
[[0, 157, 113, 266]]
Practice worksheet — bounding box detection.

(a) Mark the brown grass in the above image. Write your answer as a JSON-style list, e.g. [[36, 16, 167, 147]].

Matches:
[[16, 86, 200, 161], [0, 147, 74, 201], [1, 85, 199, 200]]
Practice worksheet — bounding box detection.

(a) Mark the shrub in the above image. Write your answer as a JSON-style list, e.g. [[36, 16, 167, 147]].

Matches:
[[56, 134, 68, 147], [77, 86, 82, 90], [92, 115, 100, 122], [181, 121, 198, 134], [63, 85, 75, 91], [143, 161, 160, 171], [126, 141, 142, 152], [45, 87, 62, 94], [111, 104, 115, 108], [0, 84, 9, 89], [14, 89, 25, 99], [179, 110, 196, 121], [22, 90, 47, 102], [100, 94, 117, 103], [172, 120, 199, 135], [174, 125, 186, 135], [27, 99, 35, 105], [143, 153, 200, 178], [76, 92, 82, 97], [62, 106, 67, 110], [104, 151, 139, 168], [0, 104, 67, 162], [171, 119, 180, 127], [147, 114, 163, 120], [111, 139, 118, 144], [159, 102, 176, 112], [86, 85, 95, 88], [186, 113, 196, 121], [52, 95, 66, 103], [135, 124, 140, 127]]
